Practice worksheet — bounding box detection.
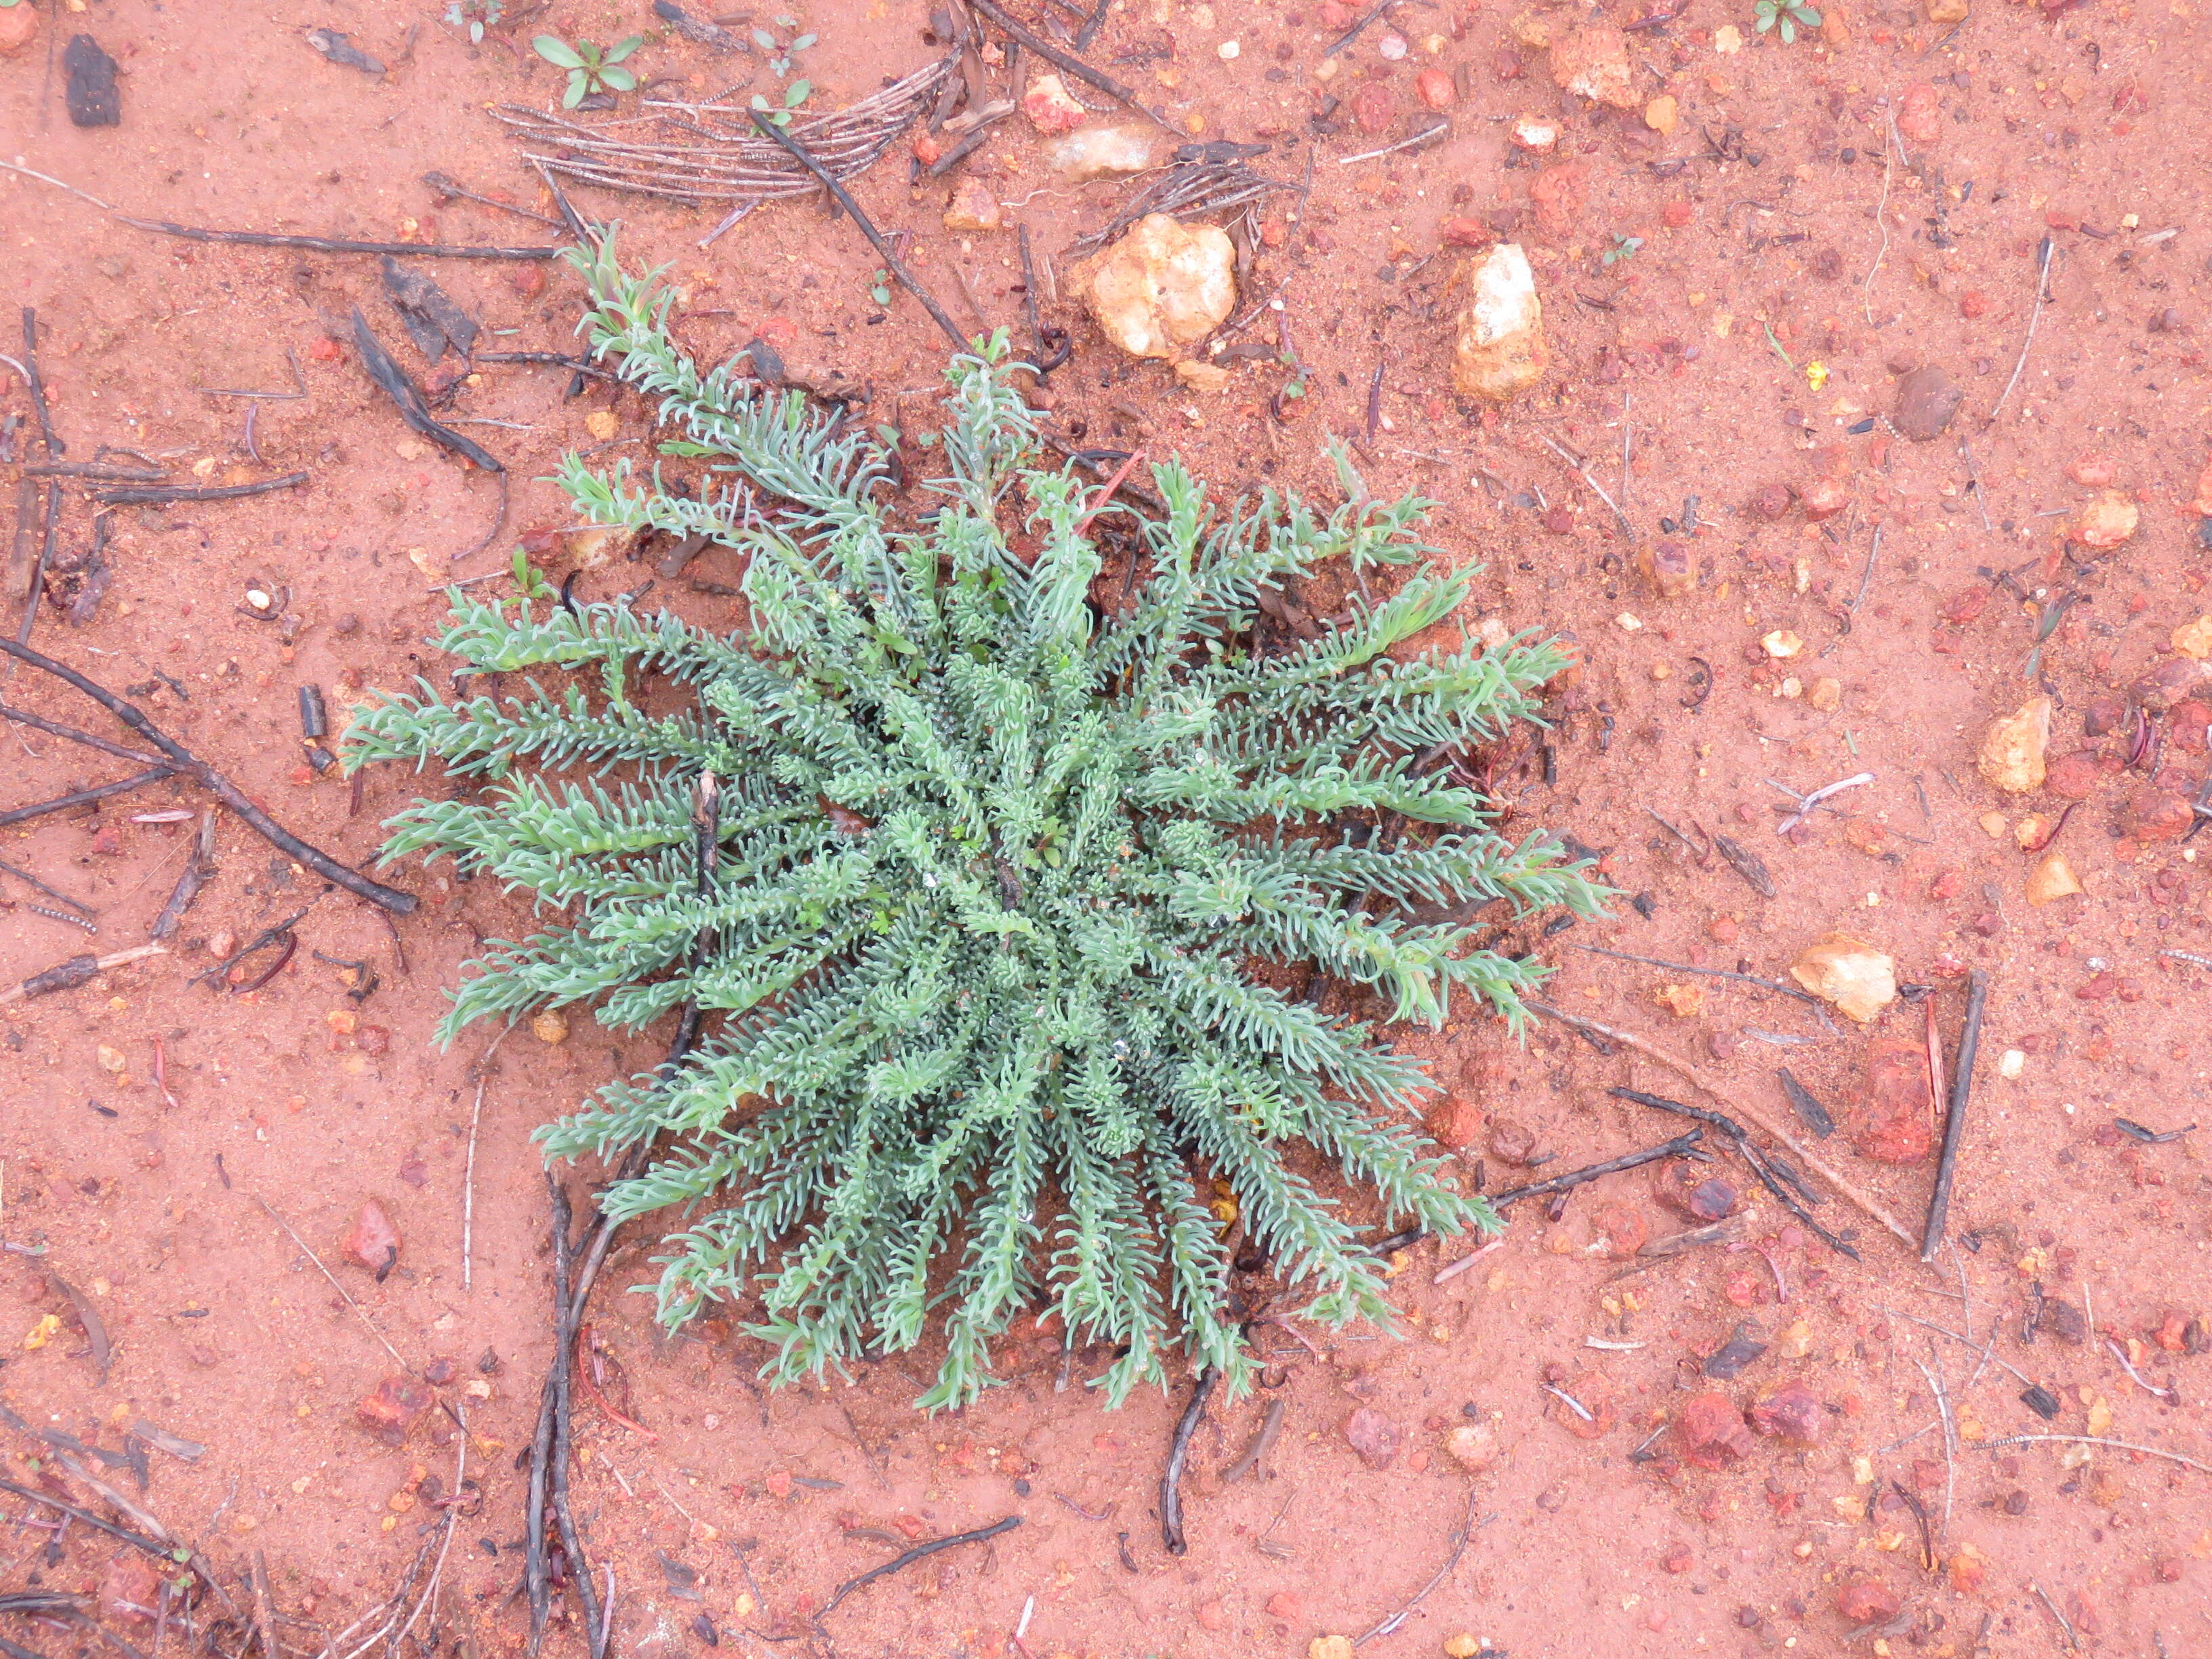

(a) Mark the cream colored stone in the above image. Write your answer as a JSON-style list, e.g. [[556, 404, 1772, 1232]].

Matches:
[[1045, 125, 1166, 181], [1450, 243, 1547, 402], [2025, 853, 2084, 907], [1976, 695, 2053, 794], [2171, 615, 2212, 660], [1789, 933, 1896, 1023], [1068, 213, 1235, 361], [1549, 24, 1636, 108]]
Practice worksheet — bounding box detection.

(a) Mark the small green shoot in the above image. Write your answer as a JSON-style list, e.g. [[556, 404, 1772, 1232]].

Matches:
[[1601, 233, 1643, 268], [1753, 0, 1822, 43], [747, 16, 815, 124], [750, 79, 814, 127], [869, 268, 893, 307], [443, 0, 503, 43], [510, 548, 558, 601], [533, 34, 644, 108]]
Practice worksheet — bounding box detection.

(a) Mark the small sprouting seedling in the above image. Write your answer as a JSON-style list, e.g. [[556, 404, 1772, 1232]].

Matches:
[[752, 17, 817, 76], [747, 15, 815, 123], [533, 34, 644, 108], [1753, 0, 1822, 43], [868, 269, 893, 307], [1600, 233, 1643, 268], [443, 0, 503, 43], [509, 548, 558, 601], [750, 78, 815, 127]]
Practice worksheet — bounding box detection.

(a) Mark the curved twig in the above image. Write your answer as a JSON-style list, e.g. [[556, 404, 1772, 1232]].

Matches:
[[0, 636, 416, 914]]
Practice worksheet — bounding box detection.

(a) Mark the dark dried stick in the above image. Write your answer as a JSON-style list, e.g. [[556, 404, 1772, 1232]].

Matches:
[[1920, 968, 1988, 1263], [19, 308, 63, 456], [1610, 1087, 1862, 1261], [422, 171, 564, 227], [0, 945, 165, 1006], [22, 462, 165, 481], [350, 312, 504, 472], [542, 1179, 606, 1659], [817, 1515, 1021, 1617], [0, 856, 92, 915], [1074, 0, 1114, 49], [115, 218, 561, 259], [0, 702, 171, 766], [746, 112, 970, 353], [1987, 237, 2055, 426], [1489, 1130, 1704, 1207], [0, 636, 417, 914], [16, 482, 58, 647], [1324, 0, 1398, 57], [1354, 1489, 1484, 1645], [965, 0, 1171, 129], [94, 472, 308, 506], [1570, 942, 1818, 1004], [1530, 1000, 1919, 1246], [0, 1478, 229, 1610], [476, 350, 619, 383], [1219, 1395, 1286, 1484], [0, 766, 175, 829], [1160, 1364, 1217, 1556]]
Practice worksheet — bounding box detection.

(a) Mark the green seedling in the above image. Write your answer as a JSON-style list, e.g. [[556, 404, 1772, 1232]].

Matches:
[[533, 33, 644, 108]]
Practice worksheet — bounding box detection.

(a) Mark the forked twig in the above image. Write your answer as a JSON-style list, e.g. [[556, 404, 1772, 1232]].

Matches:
[[1354, 1490, 1486, 1645], [0, 636, 415, 914], [1528, 1001, 1919, 1248]]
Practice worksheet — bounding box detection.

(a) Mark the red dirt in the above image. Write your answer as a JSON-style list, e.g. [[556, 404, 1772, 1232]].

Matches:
[[3, 1, 2210, 1657]]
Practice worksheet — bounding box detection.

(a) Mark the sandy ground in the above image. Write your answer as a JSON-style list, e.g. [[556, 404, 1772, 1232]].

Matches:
[[2, 0, 2210, 1655]]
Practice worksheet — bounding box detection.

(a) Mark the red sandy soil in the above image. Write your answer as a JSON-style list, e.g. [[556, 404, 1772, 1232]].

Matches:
[[2, 1, 2209, 1656]]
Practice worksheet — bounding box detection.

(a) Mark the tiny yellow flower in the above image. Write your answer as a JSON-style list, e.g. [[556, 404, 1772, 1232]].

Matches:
[[1805, 360, 1830, 391]]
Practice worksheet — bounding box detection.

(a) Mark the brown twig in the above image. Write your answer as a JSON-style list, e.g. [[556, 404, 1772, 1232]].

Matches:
[[1160, 1366, 1217, 1555], [116, 218, 560, 259], [966, 0, 1171, 128], [1569, 942, 1819, 1005], [1218, 1395, 1286, 1484], [18, 308, 63, 455], [1535, 432, 1633, 540], [249, 1194, 412, 1372], [150, 811, 217, 941], [1528, 1001, 1919, 1248], [0, 636, 416, 914], [541, 1180, 606, 1659], [0, 944, 165, 1006], [1612, 1086, 1860, 1260], [0, 701, 170, 765], [0, 766, 176, 828], [94, 472, 309, 506], [1488, 1130, 1703, 1207], [2030, 1580, 2079, 1651], [1987, 237, 2055, 426], [0, 1478, 232, 1612], [818, 1516, 1021, 1616], [422, 171, 564, 227], [22, 461, 164, 481], [0, 855, 93, 915], [1354, 1489, 1484, 1645], [1920, 968, 1988, 1263], [462, 1026, 514, 1292], [1973, 1435, 2211, 1476], [746, 111, 970, 352]]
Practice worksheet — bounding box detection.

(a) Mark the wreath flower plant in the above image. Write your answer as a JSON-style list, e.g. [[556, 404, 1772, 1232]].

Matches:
[[346, 237, 1605, 1410]]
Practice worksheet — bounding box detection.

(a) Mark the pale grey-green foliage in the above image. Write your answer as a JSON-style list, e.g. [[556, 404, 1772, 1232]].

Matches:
[[346, 235, 1605, 1411]]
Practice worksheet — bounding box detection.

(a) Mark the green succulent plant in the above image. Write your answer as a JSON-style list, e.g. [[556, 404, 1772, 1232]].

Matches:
[[345, 237, 1605, 1410]]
